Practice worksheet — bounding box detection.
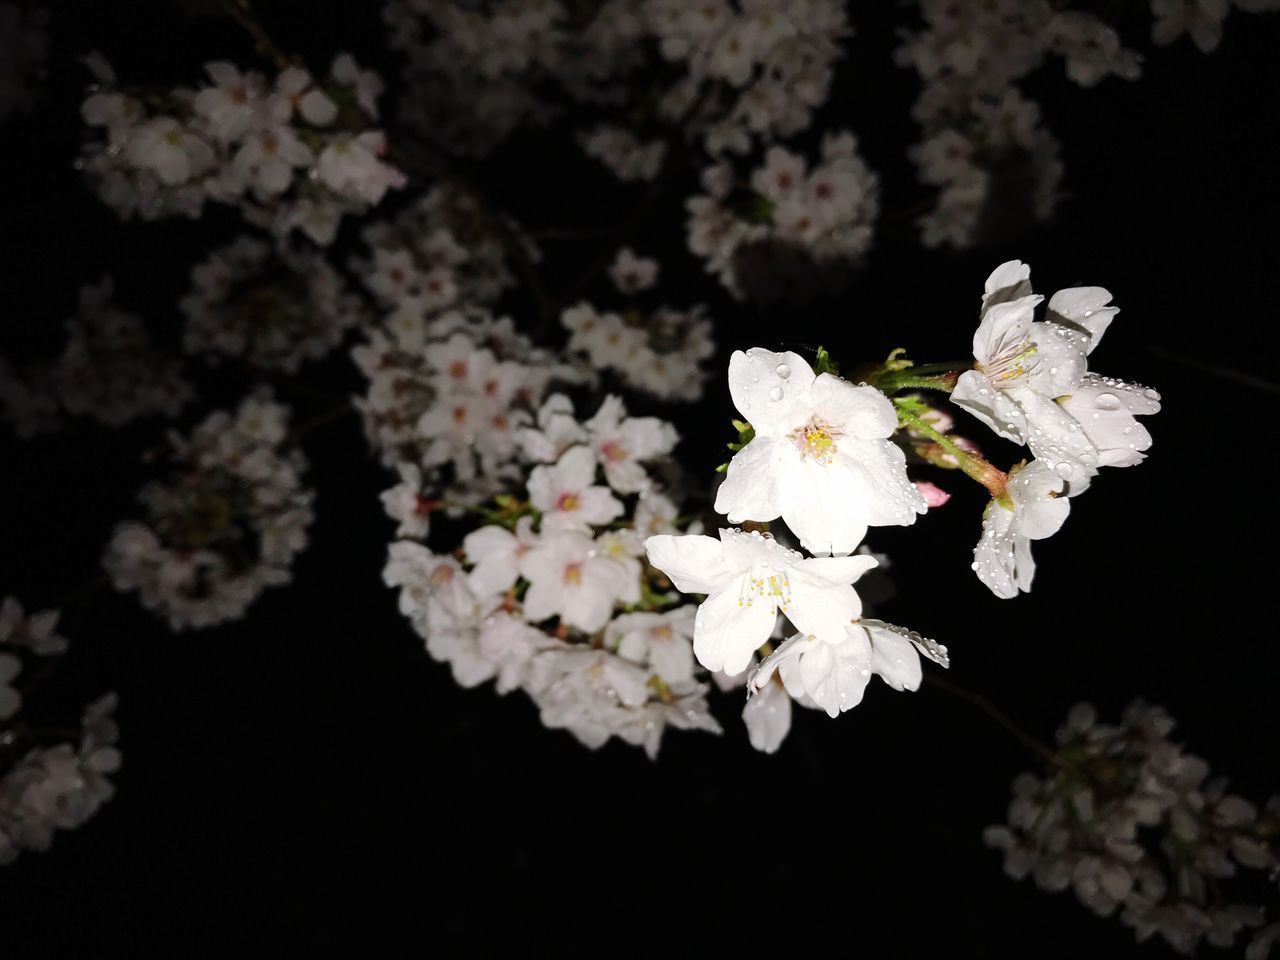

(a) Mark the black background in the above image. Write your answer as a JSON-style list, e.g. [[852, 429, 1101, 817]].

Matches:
[[1, 1, 1277, 956]]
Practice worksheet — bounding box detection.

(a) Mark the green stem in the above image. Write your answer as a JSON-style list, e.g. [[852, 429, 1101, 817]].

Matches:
[[895, 403, 1007, 499], [878, 373, 958, 394]]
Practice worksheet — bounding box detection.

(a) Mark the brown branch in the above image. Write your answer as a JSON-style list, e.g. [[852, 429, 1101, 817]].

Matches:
[[220, 0, 292, 71], [924, 673, 1065, 769]]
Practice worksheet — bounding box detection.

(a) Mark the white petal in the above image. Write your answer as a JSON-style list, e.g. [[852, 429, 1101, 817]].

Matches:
[[1047, 287, 1117, 352], [713, 435, 787, 525], [743, 681, 792, 754], [644, 534, 731, 595], [809, 376, 896, 439], [982, 260, 1032, 312], [693, 582, 777, 675], [863, 624, 923, 691], [972, 295, 1042, 367], [783, 570, 861, 640], [726, 348, 814, 436], [952, 370, 1027, 444]]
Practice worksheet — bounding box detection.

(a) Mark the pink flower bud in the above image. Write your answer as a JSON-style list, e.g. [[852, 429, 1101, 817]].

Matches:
[[915, 480, 951, 508]]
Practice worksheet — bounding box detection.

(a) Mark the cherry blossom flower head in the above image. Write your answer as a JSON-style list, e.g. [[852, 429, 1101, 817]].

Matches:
[[749, 619, 926, 718], [713, 347, 926, 555], [973, 460, 1071, 599], [644, 527, 879, 675], [952, 261, 1159, 488]]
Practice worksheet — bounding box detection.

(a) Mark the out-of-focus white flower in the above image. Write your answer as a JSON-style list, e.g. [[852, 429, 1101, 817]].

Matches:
[[527, 445, 624, 531], [714, 347, 926, 555], [521, 530, 639, 633]]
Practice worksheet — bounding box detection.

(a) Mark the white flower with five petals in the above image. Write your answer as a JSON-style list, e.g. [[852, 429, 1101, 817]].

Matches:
[[644, 527, 878, 675], [713, 348, 926, 555], [526, 445, 624, 531]]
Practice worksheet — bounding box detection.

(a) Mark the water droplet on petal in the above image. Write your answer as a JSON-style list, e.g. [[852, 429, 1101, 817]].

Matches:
[[776, 363, 790, 379], [1094, 392, 1121, 411], [768, 386, 783, 402]]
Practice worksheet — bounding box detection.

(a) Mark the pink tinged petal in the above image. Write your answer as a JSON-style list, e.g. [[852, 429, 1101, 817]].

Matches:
[[693, 582, 777, 675], [643, 534, 731, 595], [726, 348, 814, 436], [972, 295, 1042, 367], [743, 680, 792, 754], [1047, 287, 1117, 352], [713, 435, 787, 524], [915, 480, 950, 508], [863, 624, 923, 692], [809, 375, 897, 439], [951, 369, 1028, 444]]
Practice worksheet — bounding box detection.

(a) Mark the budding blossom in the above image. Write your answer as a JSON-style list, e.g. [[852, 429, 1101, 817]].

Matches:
[[78, 54, 404, 243], [714, 347, 926, 556], [103, 395, 314, 630]]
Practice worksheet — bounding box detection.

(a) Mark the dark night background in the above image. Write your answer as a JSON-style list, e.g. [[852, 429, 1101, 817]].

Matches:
[[1, 1, 1278, 955]]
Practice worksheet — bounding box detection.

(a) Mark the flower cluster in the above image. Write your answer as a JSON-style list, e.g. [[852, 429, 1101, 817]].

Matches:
[[581, 126, 667, 183], [643, 0, 850, 155], [985, 701, 1280, 956], [1, 277, 192, 434], [353, 184, 523, 319], [104, 395, 314, 630], [56, 277, 193, 426], [385, 0, 583, 155], [951, 261, 1160, 597], [897, 2, 1139, 248], [1152, 0, 1280, 53], [1, 598, 120, 865], [561, 251, 715, 402], [181, 235, 366, 372], [0, 2, 48, 122], [353, 306, 582, 498], [646, 346, 948, 728], [78, 54, 404, 244], [687, 132, 879, 298], [382, 392, 726, 757]]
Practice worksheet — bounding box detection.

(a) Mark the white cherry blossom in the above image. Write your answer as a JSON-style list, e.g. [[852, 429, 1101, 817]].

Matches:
[[644, 527, 878, 675], [520, 530, 639, 633], [526, 445, 624, 531], [749, 619, 924, 718], [973, 460, 1071, 599], [713, 347, 926, 555]]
